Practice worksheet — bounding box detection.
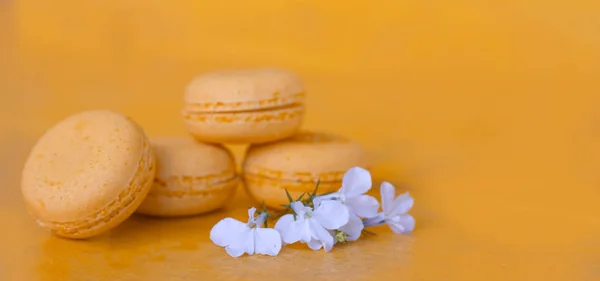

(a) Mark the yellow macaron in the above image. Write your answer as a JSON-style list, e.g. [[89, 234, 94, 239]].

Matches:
[[21, 110, 156, 239], [182, 68, 305, 144], [242, 131, 370, 209], [135, 137, 239, 217]]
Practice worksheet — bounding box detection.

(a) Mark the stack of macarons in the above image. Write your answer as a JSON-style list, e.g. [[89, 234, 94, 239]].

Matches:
[[20, 68, 370, 239]]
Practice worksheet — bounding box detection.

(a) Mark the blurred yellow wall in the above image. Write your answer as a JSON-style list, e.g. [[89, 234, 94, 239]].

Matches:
[[6, 0, 600, 137], [2, 0, 600, 254]]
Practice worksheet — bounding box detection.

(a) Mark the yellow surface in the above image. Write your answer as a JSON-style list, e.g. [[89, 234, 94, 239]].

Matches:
[[2, 1, 600, 280]]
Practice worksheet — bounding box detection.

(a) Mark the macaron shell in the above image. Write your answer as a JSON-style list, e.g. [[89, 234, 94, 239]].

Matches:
[[46, 138, 155, 238], [135, 177, 238, 217], [183, 105, 304, 144], [241, 131, 370, 209], [184, 68, 304, 112], [21, 110, 156, 239], [243, 174, 340, 210], [150, 137, 236, 179], [242, 131, 371, 181], [136, 137, 239, 216]]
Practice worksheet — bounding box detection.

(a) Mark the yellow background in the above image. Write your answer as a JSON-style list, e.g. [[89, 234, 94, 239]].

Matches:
[[2, 0, 600, 280]]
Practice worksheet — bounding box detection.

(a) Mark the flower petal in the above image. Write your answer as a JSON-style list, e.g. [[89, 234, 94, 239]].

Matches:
[[224, 244, 245, 258], [274, 214, 292, 232], [290, 201, 310, 217], [301, 219, 312, 243], [316, 192, 340, 202], [307, 239, 323, 251], [254, 212, 267, 228], [389, 192, 414, 216], [309, 219, 335, 252], [340, 213, 364, 241], [253, 228, 282, 256], [380, 181, 395, 214], [274, 214, 304, 244], [346, 195, 380, 218], [210, 218, 247, 247], [244, 228, 255, 255], [273, 214, 294, 243], [340, 167, 372, 198], [387, 214, 416, 234], [362, 212, 386, 227], [313, 200, 349, 230], [224, 228, 252, 257], [312, 196, 323, 208], [247, 207, 257, 224]]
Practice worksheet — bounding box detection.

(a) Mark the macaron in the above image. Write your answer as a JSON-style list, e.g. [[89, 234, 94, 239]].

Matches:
[[242, 131, 370, 209], [135, 137, 239, 217], [21, 110, 156, 239], [182, 68, 305, 144]]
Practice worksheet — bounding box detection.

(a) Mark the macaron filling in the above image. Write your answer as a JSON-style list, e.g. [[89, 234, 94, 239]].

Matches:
[[183, 104, 304, 123], [151, 173, 239, 197], [183, 92, 305, 113], [243, 173, 342, 192], [242, 167, 347, 184]]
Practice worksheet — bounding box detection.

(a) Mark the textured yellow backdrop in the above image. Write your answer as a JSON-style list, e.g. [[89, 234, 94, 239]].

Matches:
[[1, 1, 600, 280]]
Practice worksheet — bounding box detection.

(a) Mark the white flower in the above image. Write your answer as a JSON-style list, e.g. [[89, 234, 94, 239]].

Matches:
[[338, 213, 364, 241], [363, 181, 415, 234], [316, 167, 379, 241], [274, 200, 349, 252], [325, 166, 380, 218], [210, 207, 282, 257]]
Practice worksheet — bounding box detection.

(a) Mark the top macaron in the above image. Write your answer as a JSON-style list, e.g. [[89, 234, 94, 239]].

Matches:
[[182, 68, 306, 144]]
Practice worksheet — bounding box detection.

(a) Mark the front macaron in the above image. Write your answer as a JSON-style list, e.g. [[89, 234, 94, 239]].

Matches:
[[182, 68, 305, 144], [242, 131, 371, 209], [135, 137, 239, 217], [21, 110, 156, 239]]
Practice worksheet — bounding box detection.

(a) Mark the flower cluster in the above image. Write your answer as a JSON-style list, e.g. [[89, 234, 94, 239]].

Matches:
[[210, 167, 415, 257]]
